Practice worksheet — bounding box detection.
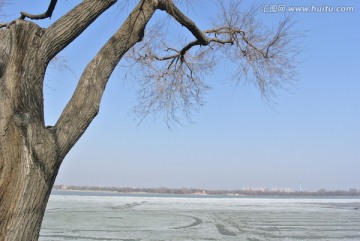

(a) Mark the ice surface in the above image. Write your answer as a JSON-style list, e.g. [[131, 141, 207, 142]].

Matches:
[[40, 193, 360, 241]]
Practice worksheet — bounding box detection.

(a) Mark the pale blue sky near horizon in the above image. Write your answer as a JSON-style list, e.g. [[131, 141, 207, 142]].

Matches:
[[2, 0, 359, 191]]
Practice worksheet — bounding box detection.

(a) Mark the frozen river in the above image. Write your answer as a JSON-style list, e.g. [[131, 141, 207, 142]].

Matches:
[[40, 192, 360, 241]]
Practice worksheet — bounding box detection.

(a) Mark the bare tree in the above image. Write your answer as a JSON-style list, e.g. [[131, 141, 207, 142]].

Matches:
[[0, 0, 298, 240]]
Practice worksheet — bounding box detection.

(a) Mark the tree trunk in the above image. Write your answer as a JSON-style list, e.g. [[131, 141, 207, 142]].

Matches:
[[0, 20, 60, 241]]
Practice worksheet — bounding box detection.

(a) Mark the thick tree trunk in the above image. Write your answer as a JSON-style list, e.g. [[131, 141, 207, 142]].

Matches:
[[0, 21, 60, 241], [0, 132, 59, 240]]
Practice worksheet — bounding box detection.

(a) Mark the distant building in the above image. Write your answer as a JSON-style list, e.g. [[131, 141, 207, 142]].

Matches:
[[193, 190, 207, 195], [242, 187, 294, 193]]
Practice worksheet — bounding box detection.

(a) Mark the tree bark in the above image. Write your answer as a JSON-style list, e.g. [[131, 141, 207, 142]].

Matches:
[[0, 20, 59, 241]]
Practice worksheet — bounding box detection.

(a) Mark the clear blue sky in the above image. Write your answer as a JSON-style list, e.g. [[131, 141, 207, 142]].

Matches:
[[3, 1, 360, 191]]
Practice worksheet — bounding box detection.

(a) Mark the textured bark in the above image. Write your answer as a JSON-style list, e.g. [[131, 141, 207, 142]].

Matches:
[[0, 20, 59, 241]]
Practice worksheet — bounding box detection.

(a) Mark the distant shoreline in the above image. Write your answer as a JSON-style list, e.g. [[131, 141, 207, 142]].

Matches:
[[53, 185, 360, 197]]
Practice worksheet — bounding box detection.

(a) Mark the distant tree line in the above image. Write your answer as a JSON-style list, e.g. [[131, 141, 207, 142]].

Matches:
[[53, 185, 360, 197]]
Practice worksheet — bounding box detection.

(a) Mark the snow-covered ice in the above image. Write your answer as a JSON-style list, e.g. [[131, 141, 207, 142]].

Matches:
[[40, 193, 360, 240]]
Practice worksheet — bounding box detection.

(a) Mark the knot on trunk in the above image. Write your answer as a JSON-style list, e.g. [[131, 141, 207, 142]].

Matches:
[[14, 112, 33, 127]]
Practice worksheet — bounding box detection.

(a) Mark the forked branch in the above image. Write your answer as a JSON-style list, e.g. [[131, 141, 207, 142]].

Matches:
[[158, 0, 208, 45], [123, 1, 299, 123], [20, 0, 58, 20], [140, 25, 272, 75]]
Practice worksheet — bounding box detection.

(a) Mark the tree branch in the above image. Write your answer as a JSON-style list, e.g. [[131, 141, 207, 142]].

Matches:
[[39, 0, 117, 65], [20, 0, 58, 20], [55, 0, 157, 158], [145, 27, 239, 65], [122, 0, 299, 123], [158, 0, 209, 45]]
